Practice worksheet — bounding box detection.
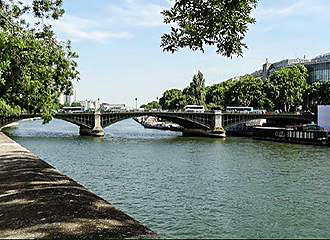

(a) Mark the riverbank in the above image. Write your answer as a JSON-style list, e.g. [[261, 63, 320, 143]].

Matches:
[[0, 132, 155, 239]]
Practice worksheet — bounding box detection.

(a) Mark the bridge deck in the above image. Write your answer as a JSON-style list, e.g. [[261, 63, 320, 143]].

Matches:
[[1, 112, 316, 133]]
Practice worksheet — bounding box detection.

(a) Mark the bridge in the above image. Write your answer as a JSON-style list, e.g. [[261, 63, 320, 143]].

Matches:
[[0, 109, 316, 137]]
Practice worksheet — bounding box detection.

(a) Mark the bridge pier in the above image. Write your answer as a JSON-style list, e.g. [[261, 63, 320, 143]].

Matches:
[[79, 102, 105, 137], [182, 111, 226, 138], [211, 111, 226, 136], [182, 129, 226, 138], [79, 126, 104, 137]]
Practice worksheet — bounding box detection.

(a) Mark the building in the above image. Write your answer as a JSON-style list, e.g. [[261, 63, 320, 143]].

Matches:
[[101, 103, 126, 112], [59, 90, 77, 106], [305, 53, 330, 83], [261, 57, 310, 80], [59, 94, 73, 106], [257, 53, 330, 84], [82, 100, 95, 112]]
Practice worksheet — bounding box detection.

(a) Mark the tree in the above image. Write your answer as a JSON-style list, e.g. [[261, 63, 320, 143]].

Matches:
[[0, 0, 79, 122], [302, 80, 330, 113], [303, 81, 321, 112], [183, 71, 206, 105], [225, 76, 267, 108], [71, 101, 82, 107], [205, 76, 275, 111], [0, 99, 21, 116], [161, 0, 257, 57], [159, 89, 186, 110], [205, 84, 226, 110], [141, 101, 161, 110], [318, 81, 330, 106], [205, 80, 235, 109], [265, 65, 308, 112]]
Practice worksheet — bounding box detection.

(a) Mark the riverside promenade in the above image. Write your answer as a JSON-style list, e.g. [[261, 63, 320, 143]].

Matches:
[[0, 133, 154, 239]]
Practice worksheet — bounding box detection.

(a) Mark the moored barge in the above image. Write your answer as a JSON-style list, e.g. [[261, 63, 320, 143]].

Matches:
[[253, 124, 329, 146]]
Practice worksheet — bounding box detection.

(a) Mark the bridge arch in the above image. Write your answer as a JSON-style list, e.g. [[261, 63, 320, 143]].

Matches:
[[0, 115, 37, 130], [1, 112, 214, 136], [55, 113, 95, 129], [101, 112, 211, 131], [0, 113, 96, 130], [222, 113, 316, 129]]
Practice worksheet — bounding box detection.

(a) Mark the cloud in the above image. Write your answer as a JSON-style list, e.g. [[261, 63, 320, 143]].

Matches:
[[53, 14, 132, 43], [107, 0, 170, 27], [254, 0, 330, 20]]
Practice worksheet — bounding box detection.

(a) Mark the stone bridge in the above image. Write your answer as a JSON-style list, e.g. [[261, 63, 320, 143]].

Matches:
[[222, 112, 316, 129], [0, 111, 316, 138]]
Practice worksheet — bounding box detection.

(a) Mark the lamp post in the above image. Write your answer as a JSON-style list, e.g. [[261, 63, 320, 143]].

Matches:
[[135, 97, 138, 110], [156, 97, 160, 111]]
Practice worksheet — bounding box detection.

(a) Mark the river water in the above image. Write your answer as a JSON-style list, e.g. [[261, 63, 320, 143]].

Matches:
[[4, 119, 330, 238]]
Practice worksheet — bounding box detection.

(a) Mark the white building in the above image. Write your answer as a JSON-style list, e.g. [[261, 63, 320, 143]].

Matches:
[[101, 103, 126, 112], [80, 100, 95, 112]]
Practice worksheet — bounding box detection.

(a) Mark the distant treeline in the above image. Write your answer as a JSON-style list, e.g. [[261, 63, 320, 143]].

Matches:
[[142, 65, 330, 113]]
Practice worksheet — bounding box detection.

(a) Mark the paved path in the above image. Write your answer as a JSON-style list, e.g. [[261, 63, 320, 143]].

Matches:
[[0, 133, 155, 239]]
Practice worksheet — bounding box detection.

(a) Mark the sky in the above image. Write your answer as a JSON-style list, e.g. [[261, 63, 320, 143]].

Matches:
[[51, 0, 330, 107]]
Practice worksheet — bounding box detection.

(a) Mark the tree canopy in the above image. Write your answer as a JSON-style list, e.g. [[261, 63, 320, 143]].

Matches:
[[303, 80, 330, 112], [265, 65, 308, 112], [0, 0, 79, 121], [140, 101, 161, 110], [161, 0, 257, 57], [183, 71, 206, 106], [159, 89, 186, 110], [156, 64, 323, 113]]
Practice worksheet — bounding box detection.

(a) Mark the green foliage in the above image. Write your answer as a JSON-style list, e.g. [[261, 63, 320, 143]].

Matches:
[[318, 81, 330, 105], [0, 0, 79, 123], [205, 76, 273, 110], [225, 76, 268, 108], [159, 89, 186, 110], [205, 79, 237, 109], [303, 81, 321, 112], [141, 101, 161, 110], [159, 64, 313, 113], [71, 101, 82, 107], [206, 102, 224, 111], [265, 65, 308, 112], [183, 71, 206, 106], [303, 80, 330, 112], [63, 102, 70, 107], [0, 99, 21, 116], [158, 64, 330, 114], [161, 0, 257, 57]]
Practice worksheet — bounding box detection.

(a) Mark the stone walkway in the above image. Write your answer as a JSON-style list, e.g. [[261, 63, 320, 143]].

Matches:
[[0, 133, 155, 239]]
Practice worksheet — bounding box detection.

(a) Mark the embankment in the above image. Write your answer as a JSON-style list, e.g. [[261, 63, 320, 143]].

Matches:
[[0, 132, 155, 239]]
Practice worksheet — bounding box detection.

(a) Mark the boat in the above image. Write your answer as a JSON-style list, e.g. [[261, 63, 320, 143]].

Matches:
[[133, 116, 183, 132], [253, 124, 329, 146]]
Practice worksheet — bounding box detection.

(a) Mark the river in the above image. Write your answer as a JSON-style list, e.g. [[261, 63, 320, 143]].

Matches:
[[4, 119, 330, 238]]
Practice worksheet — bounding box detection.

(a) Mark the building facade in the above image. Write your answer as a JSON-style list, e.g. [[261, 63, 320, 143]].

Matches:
[[261, 57, 310, 80], [259, 53, 330, 84], [305, 54, 330, 83]]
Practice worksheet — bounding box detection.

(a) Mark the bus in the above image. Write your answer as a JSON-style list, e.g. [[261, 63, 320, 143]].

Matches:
[[184, 105, 205, 113], [61, 106, 84, 113], [226, 106, 254, 113]]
